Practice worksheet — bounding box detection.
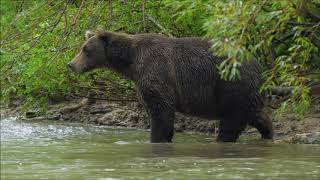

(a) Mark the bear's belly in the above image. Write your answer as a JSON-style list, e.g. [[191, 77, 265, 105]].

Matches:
[[175, 92, 219, 119], [176, 106, 219, 119]]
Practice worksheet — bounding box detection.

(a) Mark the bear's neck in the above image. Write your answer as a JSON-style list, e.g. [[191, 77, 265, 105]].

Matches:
[[106, 41, 137, 80]]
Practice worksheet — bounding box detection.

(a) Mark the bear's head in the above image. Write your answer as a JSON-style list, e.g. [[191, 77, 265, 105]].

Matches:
[[67, 30, 134, 74]]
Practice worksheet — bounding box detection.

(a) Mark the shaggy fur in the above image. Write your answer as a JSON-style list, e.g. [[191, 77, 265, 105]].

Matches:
[[68, 31, 273, 143]]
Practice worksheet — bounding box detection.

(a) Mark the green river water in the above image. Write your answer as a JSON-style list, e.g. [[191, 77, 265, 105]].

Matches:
[[1, 117, 320, 179]]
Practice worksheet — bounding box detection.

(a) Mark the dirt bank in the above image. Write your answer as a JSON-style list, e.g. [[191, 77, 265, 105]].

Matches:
[[1, 98, 319, 144]]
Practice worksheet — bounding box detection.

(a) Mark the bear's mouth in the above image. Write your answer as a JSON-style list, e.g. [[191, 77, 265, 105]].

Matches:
[[72, 67, 89, 74], [67, 62, 90, 74]]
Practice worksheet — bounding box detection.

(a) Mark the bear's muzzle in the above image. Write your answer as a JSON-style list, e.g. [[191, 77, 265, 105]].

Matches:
[[67, 62, 76, 72]]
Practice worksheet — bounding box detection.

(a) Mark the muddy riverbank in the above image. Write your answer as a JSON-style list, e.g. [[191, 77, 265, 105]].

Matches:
[[1, 97, 319, 144]]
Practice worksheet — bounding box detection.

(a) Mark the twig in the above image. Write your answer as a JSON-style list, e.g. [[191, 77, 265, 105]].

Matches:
[[71, 0, 84, 26], [272, 32, 295, 46], [287, 21, 319, 26], [108, 0, 112, 27], [1, 0, 64, 45], [71, 94, 137, 102], [268, 86, 294, 96], [60, 98, 91, 113], [268, 84, 320, 97], [17, 0, 25, 12], [142, 0, 145, 31], [305, 7, 320, 20], [50, 1, 68, 32], [146, 13, 173, 37]]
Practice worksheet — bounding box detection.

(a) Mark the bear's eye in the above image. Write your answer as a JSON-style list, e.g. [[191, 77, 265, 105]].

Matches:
[[82, 46, 90, 56], [83, 46, 88, 52]]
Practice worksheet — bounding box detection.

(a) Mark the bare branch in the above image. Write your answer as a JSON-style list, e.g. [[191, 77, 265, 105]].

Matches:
[[146, 13, 173, 37], [287, 21, 319, 26], [71, 0, 84, 27]]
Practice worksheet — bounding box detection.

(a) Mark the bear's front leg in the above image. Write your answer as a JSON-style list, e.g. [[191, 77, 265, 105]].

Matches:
[[148, 105, 174, 143], [137, 82, 175, 143]]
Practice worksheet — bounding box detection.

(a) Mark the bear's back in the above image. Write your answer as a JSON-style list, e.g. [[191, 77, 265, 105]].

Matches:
[[133, 35, 264, 119]]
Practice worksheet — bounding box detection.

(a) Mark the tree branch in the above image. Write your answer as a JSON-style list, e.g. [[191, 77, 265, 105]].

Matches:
[[71, 0, 84, 26], [287, 21, 319, 26], [146, 13, 173, 37]]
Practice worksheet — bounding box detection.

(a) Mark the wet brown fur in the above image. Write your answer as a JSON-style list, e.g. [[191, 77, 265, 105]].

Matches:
[[68, 31, 273, 143]]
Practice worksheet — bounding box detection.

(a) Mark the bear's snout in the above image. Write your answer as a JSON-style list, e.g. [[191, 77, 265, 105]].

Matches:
[[67, 62, 76, 71], [67, 59, 88, 73]]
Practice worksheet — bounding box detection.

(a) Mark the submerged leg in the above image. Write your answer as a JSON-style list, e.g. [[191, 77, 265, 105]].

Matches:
[[148, 105, 174, 143], [217, 119, 247, 142], [138, 83, 175, 143]]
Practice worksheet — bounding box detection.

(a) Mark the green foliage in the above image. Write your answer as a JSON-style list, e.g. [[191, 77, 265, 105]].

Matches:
[[203, 0, 319, 118], [0, 0, 205, 108], [1, 0, 319, 118]]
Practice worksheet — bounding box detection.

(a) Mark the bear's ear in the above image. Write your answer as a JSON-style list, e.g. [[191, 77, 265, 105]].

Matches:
[[98, 33, 112, 46], [96, 28, 104, 34], [85, 30, 95, 39]]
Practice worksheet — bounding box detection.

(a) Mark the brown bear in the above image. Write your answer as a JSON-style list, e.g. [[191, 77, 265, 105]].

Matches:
[[67, 30, 273, 143]]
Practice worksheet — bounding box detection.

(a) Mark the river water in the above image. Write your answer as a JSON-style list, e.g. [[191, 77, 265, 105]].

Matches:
[[1, 117, 320, 179]]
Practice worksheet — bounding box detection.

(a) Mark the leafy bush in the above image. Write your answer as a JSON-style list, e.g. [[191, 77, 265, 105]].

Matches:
[[203, 0, 319, 118], [1, 0, 319, 118]]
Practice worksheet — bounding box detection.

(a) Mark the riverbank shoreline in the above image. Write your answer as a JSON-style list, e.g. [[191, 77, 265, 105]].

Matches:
[[1, 98, 319, 144]]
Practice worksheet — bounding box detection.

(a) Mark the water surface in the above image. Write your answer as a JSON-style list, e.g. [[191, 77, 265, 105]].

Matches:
[[1, 117, 320, 179]]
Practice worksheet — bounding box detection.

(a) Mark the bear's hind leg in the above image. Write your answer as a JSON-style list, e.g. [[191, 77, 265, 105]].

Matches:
[[249, 110, 273, 140], [217, 119, 247, 142]]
